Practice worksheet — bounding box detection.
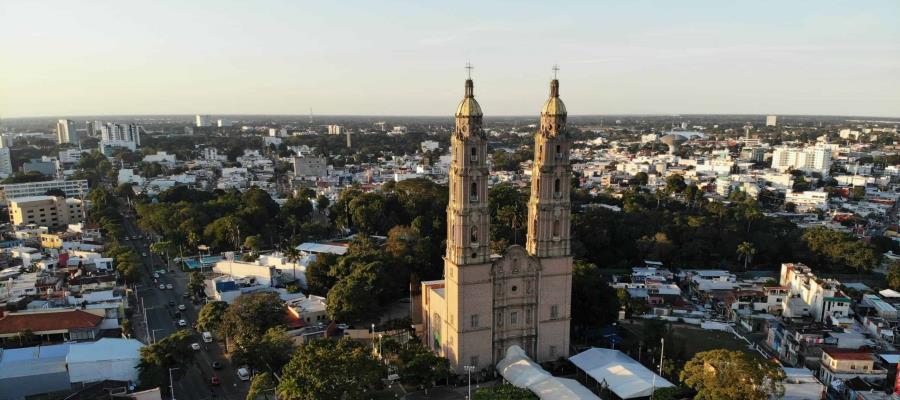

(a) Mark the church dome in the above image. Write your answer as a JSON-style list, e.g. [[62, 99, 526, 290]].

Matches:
[[541, 79, 566, 116], [456, 79, 483, 117]]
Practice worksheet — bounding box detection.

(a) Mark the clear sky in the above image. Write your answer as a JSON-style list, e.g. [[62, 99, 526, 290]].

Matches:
[[1, 0, 898, 118]]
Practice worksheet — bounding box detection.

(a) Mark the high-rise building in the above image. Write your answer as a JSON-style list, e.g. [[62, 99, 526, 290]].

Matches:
[[195, 114, 211, 127], [327, 125, 344, 135], [419, 76, 572, 374], [0, 147, 12, 178], [766, 115, 778, 127], [7, 195, 84, 227], [56, 119, 78, 144], [771, 145, 832, 176], [99, 123, 141, 154]]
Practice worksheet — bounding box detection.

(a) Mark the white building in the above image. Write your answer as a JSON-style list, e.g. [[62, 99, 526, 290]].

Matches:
[[771, 145, 832, 176], [293, 156, 327, 178], [785, 191, 829, 212], [766, 115, 777, 127], [142, 151, 177, 164], [217, 119, 232, 128], [421, 140, 440, 153], [0, 179, 88, 203], [780, 263, 850, 322], [56, 119, 78, 144], [326, 125, 344, 135], [0, 147, 12, 178], [195, 114, 211, 127]]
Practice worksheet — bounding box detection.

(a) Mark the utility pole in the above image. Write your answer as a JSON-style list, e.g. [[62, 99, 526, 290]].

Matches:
[[464, 365, 476, 399], [659, 337, 665, 376], [168, 367, 179, 400]]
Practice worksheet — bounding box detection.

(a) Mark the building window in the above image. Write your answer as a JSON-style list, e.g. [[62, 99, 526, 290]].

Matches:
[[470, 226, 478, 244], [497, 312, 503, 327], [470, 147, 477, 162], [510, 311, 518, 325], [470, 182, 478, 202], [554, 178, 561, 197], [552, 219, 560, 239], [555, 144, 562, 159], [550, 305, 559, 319], [470, 314, 479, 328]]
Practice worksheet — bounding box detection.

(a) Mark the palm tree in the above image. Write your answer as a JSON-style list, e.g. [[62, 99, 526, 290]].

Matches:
[[736, 241, 757, 271]]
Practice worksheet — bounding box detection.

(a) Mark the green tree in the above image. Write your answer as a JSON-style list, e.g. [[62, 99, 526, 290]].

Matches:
[[188, 271, 205, 296], [736, 241, 757, 271], [137, 330, 195, 391], [888, 262, 900, 290], [572, 262, 619, 328], [681, 349, 784, 400], [233, 327, 294, 373], [473, 385, 538, 400], [221, 292, 285, 345], [652, 386, 694, 400], [196, 301, 229, 333], [277, 338, 383, 400], [247, 372, 277, 400], [631, 172, 649, 186], [394, 342, 450, 389]]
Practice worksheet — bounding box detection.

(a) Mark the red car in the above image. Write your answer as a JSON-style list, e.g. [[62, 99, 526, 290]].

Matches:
[[210, 375, 220, 385]]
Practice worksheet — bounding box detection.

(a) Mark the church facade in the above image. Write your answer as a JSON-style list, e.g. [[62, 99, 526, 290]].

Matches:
[[419, 75, 573, 374]]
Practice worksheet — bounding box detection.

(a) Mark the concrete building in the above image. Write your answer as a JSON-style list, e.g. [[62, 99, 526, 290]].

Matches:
[[56, 119, 78, 144], [23, 157, 59, 176], [0, 179, 89, 203], [771, 145, 832, 176], [818, 349, 886, 386], [326, 125, 344, 135], [0, 147, 12, 178], [195, 114, 211, 127], [780, 263, 850, 322], [420, 77, 572, 373], [766, 115, 778, 127], [293, 155, 327, 178], [785, 190, 829, 212], [8, 196, 85, 227]]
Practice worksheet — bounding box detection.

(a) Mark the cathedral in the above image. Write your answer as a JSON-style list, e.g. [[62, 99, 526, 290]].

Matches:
[[418, 73, 573, 374]]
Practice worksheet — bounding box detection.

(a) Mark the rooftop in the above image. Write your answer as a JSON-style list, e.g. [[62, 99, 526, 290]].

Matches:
[[0, 309, 103, 334]]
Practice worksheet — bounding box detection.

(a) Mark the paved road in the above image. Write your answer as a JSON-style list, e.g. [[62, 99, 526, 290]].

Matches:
[[122, 209, 248, 399]]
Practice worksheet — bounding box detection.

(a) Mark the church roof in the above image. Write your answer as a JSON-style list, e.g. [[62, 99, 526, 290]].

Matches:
[[541, 79, 566, 116], [456, 79, 483, 117]]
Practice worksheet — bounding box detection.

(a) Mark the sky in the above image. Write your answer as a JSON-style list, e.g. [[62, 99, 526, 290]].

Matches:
[[1, 0, 899, 118]]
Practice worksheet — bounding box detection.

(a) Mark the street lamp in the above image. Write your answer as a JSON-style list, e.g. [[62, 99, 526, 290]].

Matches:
[[463, 365, 476, 400], [152, 328, 164, 344], [371, 323, 376, 353], [168, 367, 179, 400]]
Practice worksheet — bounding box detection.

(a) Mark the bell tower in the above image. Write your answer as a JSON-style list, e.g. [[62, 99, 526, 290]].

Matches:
[[525, 70, 573, 362], [441, 68, 494, 372]]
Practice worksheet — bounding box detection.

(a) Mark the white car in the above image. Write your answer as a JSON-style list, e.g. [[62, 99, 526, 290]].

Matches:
[[166, 284, 174, 290], [237, 367, 250, 381], [178, 304, 186, 311], [142, 252, 147, 257], [153, 272, 160, 279], [191, 343, 201, 351], [178, 319, 187, 327], [158, 284, 165, 290]]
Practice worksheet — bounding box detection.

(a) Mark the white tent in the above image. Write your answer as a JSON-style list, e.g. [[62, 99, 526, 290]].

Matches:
[[569, 348, 674, 399], [497, 346, 600, 400]]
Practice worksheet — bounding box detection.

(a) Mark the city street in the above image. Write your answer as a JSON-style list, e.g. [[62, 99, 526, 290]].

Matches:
[[122, 209, 248, 399]]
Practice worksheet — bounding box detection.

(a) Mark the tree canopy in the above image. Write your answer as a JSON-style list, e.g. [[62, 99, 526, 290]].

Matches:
[[277, 338, 383, 400], [681, 349, 784, 400]]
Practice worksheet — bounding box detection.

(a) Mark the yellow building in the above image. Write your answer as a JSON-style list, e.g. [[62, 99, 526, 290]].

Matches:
[[8, 195, 84, 227], [419, 74, 573, 374], [39, 233, 63, 249]]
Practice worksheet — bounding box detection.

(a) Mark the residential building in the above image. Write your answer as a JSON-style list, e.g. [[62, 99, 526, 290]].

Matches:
[[771, 145, 832, 176], [195, 114, 211, 127], [766, 115, 777, 127], [293, 155, 327, 178], [785, 191, 829, 212], [8, 196, 85, 227], [780, 263, 849, 322], [0, 147, 12, 178], [327, 125, 344, 135], [818, 348, 886, 386], [56, 119, 78, 144]]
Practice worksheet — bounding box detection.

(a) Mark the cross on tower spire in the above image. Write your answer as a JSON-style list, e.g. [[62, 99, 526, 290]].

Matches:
[[465, 62, 473, 79], [552, 64, 559, 79]]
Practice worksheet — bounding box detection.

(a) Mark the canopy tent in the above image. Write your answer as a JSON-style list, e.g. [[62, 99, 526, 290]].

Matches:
[[496, 346, 600, 400], [569, 347, 674, 399]]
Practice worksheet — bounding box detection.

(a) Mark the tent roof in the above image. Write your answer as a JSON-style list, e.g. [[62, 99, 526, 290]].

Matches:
[[569, 348, 673, 399], [497, 346, 600, 400]]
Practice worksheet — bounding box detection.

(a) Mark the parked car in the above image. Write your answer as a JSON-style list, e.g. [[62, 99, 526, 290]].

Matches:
[[158, 284, 165, 290], [153, 272, 160, 279], [178, 319, 187, 327], [191, 343, 201, 351], [178, 304, 186, 311], [202, 331, 213, 343], [237, 367, 250, 381], [166, 284, 174, 290], [211, 375, 220, 385]]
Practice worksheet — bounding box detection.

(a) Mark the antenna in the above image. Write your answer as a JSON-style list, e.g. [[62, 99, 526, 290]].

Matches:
[[465, 62, 473, 79], [309, 108, 313, 124], [552, 64, 560, 79]]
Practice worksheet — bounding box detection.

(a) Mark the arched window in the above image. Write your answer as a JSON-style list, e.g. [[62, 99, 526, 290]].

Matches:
[[470, 182, 478, 202], [552, 219, 560, 238], [556, 144, 562, 159], [470, 226, 478, 244], [470, 147, 477, 162], [554, 178, 561, 197]]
